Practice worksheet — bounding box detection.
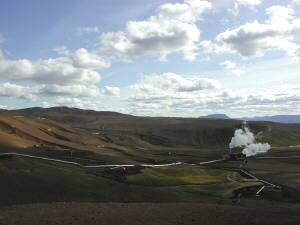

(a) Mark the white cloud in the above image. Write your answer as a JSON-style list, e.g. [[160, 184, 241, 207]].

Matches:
[[229, 0, 261, 17], [236, 0, 261, 6], [132, 73, 221, 95], [0, 83, 37, 101], [70, 48, 110, 69], [266, 5, 295, 24], [231, 69, 245, 77], [0, 104, 8, 109], [53, 46, 70, 55], [100, 0, 211, 61], [42, 101, 53, 108], [220, 60, 245, 77], [55, 97, 98, 110], [102, 86, 120, 97], [220, 60, 236, 70], [39, 84, 100, 97], [0, 48, 108, 86], [54, 47, 110, 69], [0, 48, 111, 100], [126, 82, 300, 117], [213, 5, 300, 58], [292, 0, 300, 5], [77, 26, 100, 34]]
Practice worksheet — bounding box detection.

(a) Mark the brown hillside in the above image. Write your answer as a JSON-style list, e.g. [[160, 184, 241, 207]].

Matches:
[[0, 113, 109, 151]]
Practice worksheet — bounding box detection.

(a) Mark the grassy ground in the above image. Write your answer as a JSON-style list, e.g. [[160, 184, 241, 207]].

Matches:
[[0, 154, 261, 206], [0, 147, 300, 224], [1, 146, 300, 205]]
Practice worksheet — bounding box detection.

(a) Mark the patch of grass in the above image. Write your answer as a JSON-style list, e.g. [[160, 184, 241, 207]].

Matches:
[[126, 166, 227, 186]]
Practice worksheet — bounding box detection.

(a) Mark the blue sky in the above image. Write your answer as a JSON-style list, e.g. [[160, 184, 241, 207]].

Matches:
[[0, 0, 300, 117]]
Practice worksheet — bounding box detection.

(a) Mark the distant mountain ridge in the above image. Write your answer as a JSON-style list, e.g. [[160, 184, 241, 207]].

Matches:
[[241, 115, 300, 124], [201, 114, 231, 119], [201, 114, 300, 124]]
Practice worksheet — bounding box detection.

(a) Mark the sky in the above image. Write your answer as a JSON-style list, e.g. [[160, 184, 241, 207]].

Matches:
[[0, 0, 300, 117]]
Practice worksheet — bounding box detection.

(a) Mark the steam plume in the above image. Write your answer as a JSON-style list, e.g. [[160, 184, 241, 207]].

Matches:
[[229, 127, 255, 149], [229, 121, 271, 157], [242, 143, 271, 157]]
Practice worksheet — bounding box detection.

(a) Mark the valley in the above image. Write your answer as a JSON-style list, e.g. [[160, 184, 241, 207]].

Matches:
[[0, 107, 299, 224]]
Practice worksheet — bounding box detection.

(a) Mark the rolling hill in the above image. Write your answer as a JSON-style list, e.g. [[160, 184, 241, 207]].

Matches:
[[0, 112, 110, 150], [1, 107, 300, 150]]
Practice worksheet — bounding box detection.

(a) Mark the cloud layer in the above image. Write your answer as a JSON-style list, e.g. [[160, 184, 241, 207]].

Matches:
[[126, 81, 300, 116], [0, 48, 108, 85], [0, 0, 299, 116], [132, 73, 221, 94], [0, 48, 110, 99]]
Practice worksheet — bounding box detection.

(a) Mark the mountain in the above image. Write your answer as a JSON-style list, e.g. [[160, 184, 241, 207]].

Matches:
[[241, 115, 300, 124], [200, 114, 300, 124], [201, 114, 231, 119]]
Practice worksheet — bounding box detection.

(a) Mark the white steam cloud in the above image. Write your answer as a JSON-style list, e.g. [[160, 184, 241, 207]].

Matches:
[[242, 143, 271, 157], [229, 127, 255, 149], [229, 122, 271, 157]]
